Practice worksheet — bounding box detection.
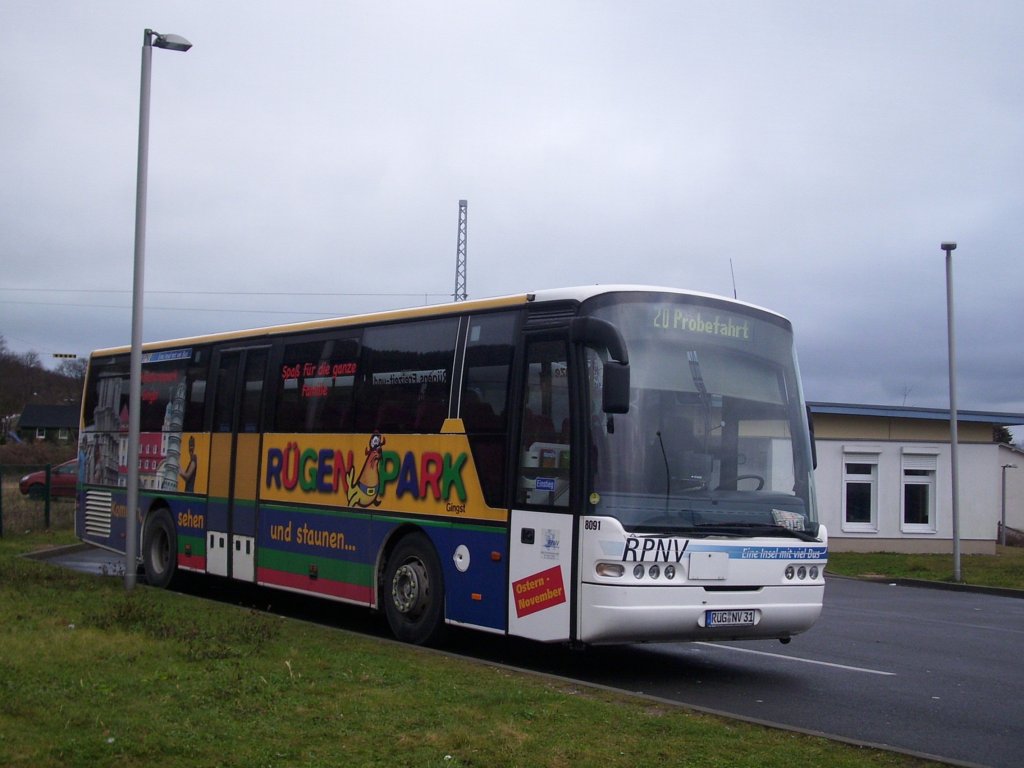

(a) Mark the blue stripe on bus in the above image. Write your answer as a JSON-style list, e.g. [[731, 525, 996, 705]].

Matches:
[[687, 543, 828, 560]]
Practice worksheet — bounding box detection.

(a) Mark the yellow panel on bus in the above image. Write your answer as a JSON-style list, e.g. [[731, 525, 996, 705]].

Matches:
[[208, 433, 234, 500], [233, 433, 262, 502]]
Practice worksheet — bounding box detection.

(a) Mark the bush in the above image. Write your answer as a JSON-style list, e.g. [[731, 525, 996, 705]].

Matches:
[[0, 441, 75, 467]]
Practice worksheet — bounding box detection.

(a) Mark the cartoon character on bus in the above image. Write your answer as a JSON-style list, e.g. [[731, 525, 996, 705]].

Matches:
[[347, 431, 386, 508]]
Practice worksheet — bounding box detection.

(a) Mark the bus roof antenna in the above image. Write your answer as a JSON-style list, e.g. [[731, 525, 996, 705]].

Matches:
[[730, 258, 738, 299]]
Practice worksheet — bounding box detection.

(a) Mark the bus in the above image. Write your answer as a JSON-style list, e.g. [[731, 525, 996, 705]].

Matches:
[[76, 286, 827, 646]]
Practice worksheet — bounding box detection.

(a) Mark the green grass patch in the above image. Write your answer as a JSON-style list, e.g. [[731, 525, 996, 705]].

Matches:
[[827, 547, 1024, 590], [0, 478, 76, 536], [0, 528, 943, 768]]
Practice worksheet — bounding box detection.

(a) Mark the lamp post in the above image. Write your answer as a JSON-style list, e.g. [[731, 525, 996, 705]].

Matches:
[[941, 241, 961, 582], [125, 29, 192, 591], [1001, 464, 1018, 546]]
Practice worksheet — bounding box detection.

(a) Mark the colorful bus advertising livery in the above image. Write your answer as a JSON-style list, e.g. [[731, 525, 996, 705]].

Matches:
[[77, 286, 826, 646]]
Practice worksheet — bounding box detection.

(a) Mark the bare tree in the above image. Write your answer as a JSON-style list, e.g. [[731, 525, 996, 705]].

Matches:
[[56, 358, 88, 383]]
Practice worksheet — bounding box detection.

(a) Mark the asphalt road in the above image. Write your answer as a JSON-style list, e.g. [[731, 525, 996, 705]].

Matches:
[[476, 576, 1024, 768], [43, 546, 1024, 767], [475, 576, 1024, 768]]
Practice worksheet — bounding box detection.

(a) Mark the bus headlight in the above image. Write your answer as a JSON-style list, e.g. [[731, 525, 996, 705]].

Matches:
[[784, 564, 822, 581], [648, 564, 660, 579], [633, 564, 645, 579], [665, 565, 676, 580], [596, 563, 624, 578]]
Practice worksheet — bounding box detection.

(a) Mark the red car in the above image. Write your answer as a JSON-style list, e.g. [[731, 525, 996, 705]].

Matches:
[[19, 459, 78, 499]]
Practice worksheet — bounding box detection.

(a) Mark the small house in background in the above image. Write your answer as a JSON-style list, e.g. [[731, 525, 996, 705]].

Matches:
[[16, 404, 80, 444], [809, 402, 1024, 554]]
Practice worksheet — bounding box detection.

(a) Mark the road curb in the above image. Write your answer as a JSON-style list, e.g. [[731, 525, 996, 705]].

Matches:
[[21, 542, 93, 561]]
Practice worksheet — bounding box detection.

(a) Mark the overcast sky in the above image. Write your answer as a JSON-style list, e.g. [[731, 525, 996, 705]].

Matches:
[[3, 2, 1023, 424]]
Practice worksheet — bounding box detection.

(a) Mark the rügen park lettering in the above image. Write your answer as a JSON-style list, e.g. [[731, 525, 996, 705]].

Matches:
[[265, 442, 468, 503]]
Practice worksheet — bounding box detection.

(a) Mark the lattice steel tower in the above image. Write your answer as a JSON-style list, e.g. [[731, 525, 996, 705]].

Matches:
[[454, 199, 468, 302]]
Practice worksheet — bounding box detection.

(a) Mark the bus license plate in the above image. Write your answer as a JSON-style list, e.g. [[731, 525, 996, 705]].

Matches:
[[706, 609, 755, 627]]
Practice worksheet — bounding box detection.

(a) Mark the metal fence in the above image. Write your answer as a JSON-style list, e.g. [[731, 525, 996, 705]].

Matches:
[[0, 464, 75, 537]]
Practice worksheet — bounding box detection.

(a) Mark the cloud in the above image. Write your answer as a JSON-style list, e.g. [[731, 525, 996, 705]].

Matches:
[[2, 1, 1022, 418]]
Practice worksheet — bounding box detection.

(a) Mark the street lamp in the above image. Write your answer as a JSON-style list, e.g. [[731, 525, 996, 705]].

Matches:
[[125, 29, 192, 591], [1001, 464, 1018, 546], [941, 241, 961, 582]]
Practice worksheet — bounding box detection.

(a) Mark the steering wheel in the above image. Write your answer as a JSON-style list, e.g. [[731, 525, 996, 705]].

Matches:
[[736, 474, 765, 490]]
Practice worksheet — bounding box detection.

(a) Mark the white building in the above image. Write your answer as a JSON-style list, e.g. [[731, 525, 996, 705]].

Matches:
[[809, 403, 1024, 554]]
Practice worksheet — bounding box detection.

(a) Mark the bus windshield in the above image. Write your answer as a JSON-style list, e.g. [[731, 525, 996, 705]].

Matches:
[[584, 293, 819, 539]]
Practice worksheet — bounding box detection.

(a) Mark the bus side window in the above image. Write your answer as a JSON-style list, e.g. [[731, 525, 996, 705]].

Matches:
[[274, 337, 359, 433], [461, 312, 517, 508], [213, 355, 239, 433], [183, 350, 208, 432], [81, 357, 131, 486], [135, 358, 193, 434], [516, 338, 571, 508], [359, 318, 458, 434], [239, 350, 267, 433]]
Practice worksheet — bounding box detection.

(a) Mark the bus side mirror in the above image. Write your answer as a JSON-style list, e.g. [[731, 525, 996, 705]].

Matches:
[[570, 317, 631, 414], [603, 361, 630, 414], [806, 404, 817, 470]]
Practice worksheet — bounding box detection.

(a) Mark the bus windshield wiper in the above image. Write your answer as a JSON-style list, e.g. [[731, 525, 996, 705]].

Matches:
[[693, 522, 820, 542], [630, 524, 746, 538]]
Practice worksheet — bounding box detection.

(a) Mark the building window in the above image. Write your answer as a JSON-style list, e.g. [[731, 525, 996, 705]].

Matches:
[[901, 453, 938, 533], [843, 458, 878, 531]]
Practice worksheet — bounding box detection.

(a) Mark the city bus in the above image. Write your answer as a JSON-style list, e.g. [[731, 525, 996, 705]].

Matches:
[[76, 286, 827, 646]]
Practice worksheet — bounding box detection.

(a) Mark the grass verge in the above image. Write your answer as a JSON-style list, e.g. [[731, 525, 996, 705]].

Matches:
[[0, 529, 944, 768], [1, 478, 75, 536], [827, 547, 1024, 590]]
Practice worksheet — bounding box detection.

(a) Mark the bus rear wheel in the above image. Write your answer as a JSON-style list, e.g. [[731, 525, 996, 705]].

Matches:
[[383, 533, 446, 646], [142, 508, 177, 588]]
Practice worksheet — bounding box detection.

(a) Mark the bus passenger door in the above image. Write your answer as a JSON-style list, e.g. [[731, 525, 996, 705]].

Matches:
[[207, 347, 268, 581], [508, 336, 576, 642]]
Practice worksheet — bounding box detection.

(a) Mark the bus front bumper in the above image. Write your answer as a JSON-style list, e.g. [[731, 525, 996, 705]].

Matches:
[[578, 582, 824, 645]]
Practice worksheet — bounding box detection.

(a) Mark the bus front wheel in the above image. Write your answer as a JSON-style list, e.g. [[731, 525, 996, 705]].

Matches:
[[383, 533, 446, 646], [142, 508, 177, 588]]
